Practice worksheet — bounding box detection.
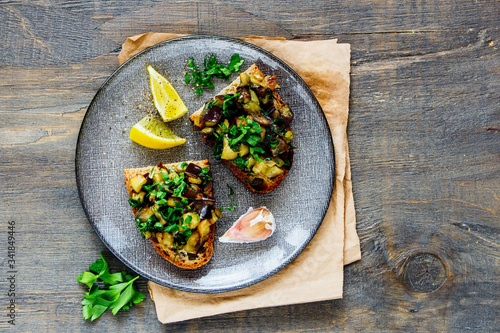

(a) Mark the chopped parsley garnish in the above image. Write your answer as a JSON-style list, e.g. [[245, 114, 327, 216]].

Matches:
[[212, 129, 225, 159], [173, 181, 187, 197], [155, 198, 167, 206], [206, 93, 240, 119], [128, 164, 214, 248], [128, 198, 143, 208], [233, 157, 248, 170], [212, 117, 267, 165], [164, 223, 180, 233], [221, 184, 238, 212], [136, 215, 163, 238], [185, 54, 244, 95], [227, 54, 245, 72], [199, 168, 213, 183], [143, 183, 157, 192], [160, 206, 183, 221]]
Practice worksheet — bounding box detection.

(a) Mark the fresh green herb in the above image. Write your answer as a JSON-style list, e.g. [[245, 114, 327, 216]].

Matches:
[[78, 254, 123, 289], [157, 206, 196, 247], [135, 215, 163, 238], [219, 120, 230, 133], [199, 169, 213, 184], [203, 175, 213, 183], [173, 232, 189, 246], [185, 54, 244, 95], [268, 134, 279, 148], [155, 198, 167, 206], [269, 122, 288, 138], [222, 93, 238, 109], [128, 198, 143, 208], [77, 254, 145, 321], [206, 93, 239, 113], [142, 183, 157, 192], [180, 161, 188, 169], [130, 164, 217, 248], [212, 116, 268, 164], [183, 214, 193, 226], [245, 135, 262, 147], [227, 54, 245, 72], [212, 131, 224, 159], [221, 93, 240, 118], [166, 213, 195, 246], [164, 223, 179, 233], [173, 172, 185, 185], [173, 181, 187, 197], [221, 184, 238, 212], [159, 206, 184, 224], [182, 229, 193, 240], [250, 149, 264, 162], [233, 157, 248, 170], [231, 118, 268, 163]]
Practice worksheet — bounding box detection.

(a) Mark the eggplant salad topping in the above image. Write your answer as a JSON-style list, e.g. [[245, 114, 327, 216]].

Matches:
[[194, 71, 294, 183], [127, 162, 221, 255]]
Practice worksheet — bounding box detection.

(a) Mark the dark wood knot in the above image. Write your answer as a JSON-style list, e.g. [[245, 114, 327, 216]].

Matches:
[[403, 252, 447, 293]]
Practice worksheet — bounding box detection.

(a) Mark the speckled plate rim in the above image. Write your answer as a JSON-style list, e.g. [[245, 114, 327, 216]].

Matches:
[[75, 35, 335, 293]]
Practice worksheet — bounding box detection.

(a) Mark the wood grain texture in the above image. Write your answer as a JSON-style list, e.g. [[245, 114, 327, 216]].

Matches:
[[0, 0, 498, 331]]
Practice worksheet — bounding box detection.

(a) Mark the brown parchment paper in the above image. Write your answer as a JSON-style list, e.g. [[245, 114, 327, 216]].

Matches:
[[119, 33, 361, 323]]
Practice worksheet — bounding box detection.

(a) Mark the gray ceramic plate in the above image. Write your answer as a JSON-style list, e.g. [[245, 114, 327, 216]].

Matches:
[[76, 35, 334, 293]]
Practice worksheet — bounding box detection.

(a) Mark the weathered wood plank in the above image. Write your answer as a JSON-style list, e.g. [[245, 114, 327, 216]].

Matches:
[[1, 0, 498, 65], [0, 0, 498, 331]]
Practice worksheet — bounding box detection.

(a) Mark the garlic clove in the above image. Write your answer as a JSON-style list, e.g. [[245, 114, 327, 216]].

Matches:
[[219, 207, 275, 243]]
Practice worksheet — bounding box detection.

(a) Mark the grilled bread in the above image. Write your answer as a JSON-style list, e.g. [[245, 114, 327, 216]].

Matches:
[[190, 64, 294, 193], [124, 160, 221, 269]]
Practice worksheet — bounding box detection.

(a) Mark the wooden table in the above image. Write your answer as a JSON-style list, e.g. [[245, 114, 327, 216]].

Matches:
[[1, 1, 498, 331]]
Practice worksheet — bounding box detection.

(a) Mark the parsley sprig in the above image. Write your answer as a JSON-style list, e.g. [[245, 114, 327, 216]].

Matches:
[[200, 167, 213, 183], [206, 93, 240, 118], [221, 184, 238, 212], [129, 167, 197, 245], [136, 215, 163, 237], [185, 54, 244, 95], [77, 254, 145, 321], [212, 117, 266, 163]]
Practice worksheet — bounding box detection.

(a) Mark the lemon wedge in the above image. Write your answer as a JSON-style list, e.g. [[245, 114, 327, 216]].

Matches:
[[129, 115, 186, 149], [147, 65, 188, 122]]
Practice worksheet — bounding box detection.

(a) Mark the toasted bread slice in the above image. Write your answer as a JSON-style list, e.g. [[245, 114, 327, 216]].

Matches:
[[124, 160, 220, 269], [190, 64, 294, 193]]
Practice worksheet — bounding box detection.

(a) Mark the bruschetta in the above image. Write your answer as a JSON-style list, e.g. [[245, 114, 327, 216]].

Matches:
[[124, 160, 221, 269], [190, 64, 294, 193]]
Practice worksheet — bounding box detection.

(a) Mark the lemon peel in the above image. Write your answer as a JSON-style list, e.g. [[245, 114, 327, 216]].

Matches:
[[129, 115, 186, 149], [147, 65, 188, 122]]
